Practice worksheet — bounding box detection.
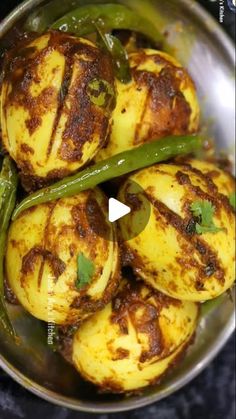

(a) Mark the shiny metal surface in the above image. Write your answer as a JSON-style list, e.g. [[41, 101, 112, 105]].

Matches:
[[0, 0, 235, 413]]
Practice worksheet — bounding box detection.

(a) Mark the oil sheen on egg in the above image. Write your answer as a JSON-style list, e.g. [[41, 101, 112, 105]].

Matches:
[[96, 49, 200, 161], [0, 31, 115, 190], [72, 280, 198, 392], [118, 160, 235, 301], [5, 188, 120, 325]]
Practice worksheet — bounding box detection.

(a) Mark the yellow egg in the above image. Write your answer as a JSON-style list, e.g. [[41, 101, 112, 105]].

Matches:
[[5, 188, 120, 324], [118, 160, 235, 301], [72, 279, 199, 392], [0, 31, 115, 190], [96, 49, 199, 161]]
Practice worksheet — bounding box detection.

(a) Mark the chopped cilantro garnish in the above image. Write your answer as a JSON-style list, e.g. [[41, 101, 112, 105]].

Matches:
[[190, 200, 223, 235], [76, 252, 95, 289], [87, 78, 115, 108]]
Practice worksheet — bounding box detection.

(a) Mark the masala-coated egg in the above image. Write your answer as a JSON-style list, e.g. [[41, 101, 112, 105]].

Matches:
[[72, 279, 198, 392], [0, 31, 115, 190], [5, 188, 120, 324], [96, 49, 199, 161], [118, 160, 235, 301]]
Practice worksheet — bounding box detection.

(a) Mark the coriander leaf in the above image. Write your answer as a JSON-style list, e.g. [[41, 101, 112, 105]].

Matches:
[[195, 223, 222, 235], [190, 200, 223, 235], [191, 200, 214, 225], [76, 252, 95, 289], [229, 192, 236, 211], [87, 78, 115, 109]]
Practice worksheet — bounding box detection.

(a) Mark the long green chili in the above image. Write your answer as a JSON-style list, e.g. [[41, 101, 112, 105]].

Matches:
[[51, 3, 169, 50], [24, 0, 84, 33], [0, 157, 18, 337], [12, 135, 202, 220]]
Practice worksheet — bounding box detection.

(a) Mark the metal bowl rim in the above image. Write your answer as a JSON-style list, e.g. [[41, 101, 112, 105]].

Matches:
[[0, 0, 235, 413]]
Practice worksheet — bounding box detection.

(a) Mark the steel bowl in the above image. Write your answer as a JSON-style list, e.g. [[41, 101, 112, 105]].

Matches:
[[0, 0, 235, 413]]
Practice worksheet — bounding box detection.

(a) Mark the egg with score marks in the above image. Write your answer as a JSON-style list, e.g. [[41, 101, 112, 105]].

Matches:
[[118, 159, 235, 301], [72, 279, 199, 392], [5, 188, 120, 325], [0, 31, 115, 191], [96, 48, 200, 161]]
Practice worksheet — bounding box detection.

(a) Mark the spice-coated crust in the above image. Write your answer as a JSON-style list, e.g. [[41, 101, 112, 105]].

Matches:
[[99, 49, 199, 159], [6, 190, 121, 324], [74, 333, 197, 394], [72, 280, 199, 393], [1, 31, 115, 191], [95, 333, 197, 395], [21, 246, 66, 283], [120, 161, 235, 293], [131, 52, 194, 144], [111, 281, 182, 363]]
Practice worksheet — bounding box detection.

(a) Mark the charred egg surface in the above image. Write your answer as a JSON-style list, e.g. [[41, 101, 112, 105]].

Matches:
[[5, 188, 120, 324], [0, 31, 115, 190], [118, 160, 235, 301], [96, 49, 199, 161], [72, 279, 198, 392]]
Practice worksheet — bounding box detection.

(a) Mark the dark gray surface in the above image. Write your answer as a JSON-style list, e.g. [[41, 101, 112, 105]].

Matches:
[[0, 1, 235, 418]]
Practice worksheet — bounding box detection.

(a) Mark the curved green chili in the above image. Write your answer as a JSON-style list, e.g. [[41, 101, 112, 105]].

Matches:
[[51, 3, 169, 50], [0, 157, 18, 338], [96, 26, 131, 83], [24, 0, 83, 33], [12, 135, 202, 220]]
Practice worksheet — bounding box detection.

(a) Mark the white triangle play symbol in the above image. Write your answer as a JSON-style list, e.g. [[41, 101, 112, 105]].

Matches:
[[108, 198, 131, 223]]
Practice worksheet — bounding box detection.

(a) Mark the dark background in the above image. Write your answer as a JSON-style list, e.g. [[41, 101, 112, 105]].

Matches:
[[0, 1, 235, 418]]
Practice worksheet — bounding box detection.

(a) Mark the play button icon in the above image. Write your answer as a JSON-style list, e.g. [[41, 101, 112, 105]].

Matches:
[[86, 179, 151, 241], [108, 198, 131, 222]]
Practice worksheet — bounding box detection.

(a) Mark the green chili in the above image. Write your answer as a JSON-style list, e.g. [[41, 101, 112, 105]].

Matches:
[[51, 3, 169, 50], [12, 135, 202, 220], [96, 26, 131, 83], [200, 295, 226, 318], [24, 0, 83, 33], [0, 157, 18, 337]]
